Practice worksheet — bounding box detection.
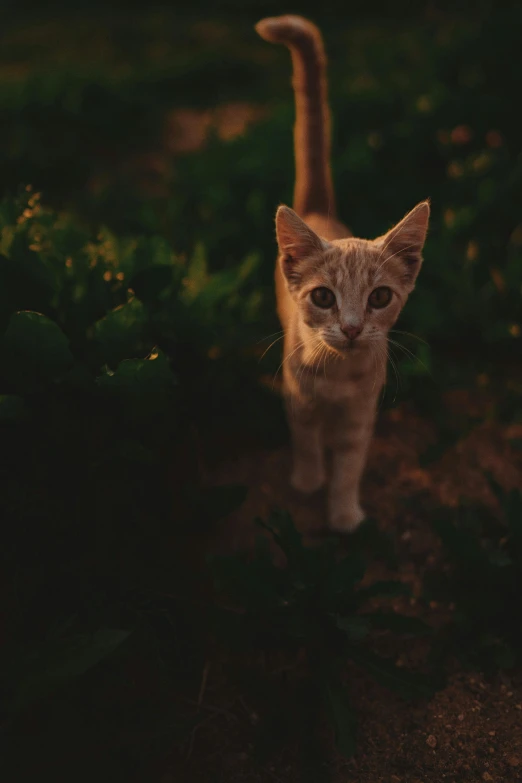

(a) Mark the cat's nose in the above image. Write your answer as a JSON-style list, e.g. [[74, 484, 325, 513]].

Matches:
[[341, 324, 362, 341]]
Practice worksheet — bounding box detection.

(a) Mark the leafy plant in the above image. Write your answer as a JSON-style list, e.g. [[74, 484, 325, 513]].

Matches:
[[0, 188, 260, 752], [211, 511, 438, 760], [1, 628, 131, 719]]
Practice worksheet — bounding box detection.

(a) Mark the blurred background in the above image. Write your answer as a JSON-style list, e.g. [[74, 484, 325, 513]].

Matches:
[[1, 2, 521, 782], [2, 1, 522, 361]]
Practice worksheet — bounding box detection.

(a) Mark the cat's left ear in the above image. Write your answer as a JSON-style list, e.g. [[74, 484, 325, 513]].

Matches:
[[376, 201, 430, 285], [275, 206, 327, 286]]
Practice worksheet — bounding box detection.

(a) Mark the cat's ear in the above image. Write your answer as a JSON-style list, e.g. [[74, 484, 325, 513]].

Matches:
[[275, 205, 327, 284], [377, 201, 430, 285]]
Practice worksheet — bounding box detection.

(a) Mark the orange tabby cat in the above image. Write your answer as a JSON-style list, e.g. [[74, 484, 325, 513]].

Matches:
[[256, 15, 430, 532]]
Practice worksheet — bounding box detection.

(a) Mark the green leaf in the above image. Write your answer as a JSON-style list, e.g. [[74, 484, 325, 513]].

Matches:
[[488, 550, 513, 568], [210, 553, 282, 627], [493, 643, 517, 670], [319, 664, 357, 758], [97, 348, 173, 391], [503, 490, 522, 555], [93, 296, 149, 366], [257, 511, 306, 566], [399, 341, 432, 377], [97, 348, 176, 416], [61, 362, 95, 392], [356, 580, 410, 604], [1, 311, 73, 391], [90, 438, 156, 469], [324, 551, 366, 599], [0, 394, 28, 420], [367, 611, 432, 636], [0, 236, 57, 313], [7, 628, 131, 714], [130, 264, 175, 303], [181, 242, 208, 302], [333, 615, 371, 641], [193, 253, 259, 310]]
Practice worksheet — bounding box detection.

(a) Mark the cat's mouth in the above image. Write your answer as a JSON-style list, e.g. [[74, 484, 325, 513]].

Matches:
[[323, 337, 366, 354]]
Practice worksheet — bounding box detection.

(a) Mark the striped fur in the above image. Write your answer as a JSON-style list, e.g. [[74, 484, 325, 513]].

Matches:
[[255, 15, 335, 217], [256, 16, 430, 532]]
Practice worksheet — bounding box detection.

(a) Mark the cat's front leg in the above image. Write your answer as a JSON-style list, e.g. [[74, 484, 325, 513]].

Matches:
[[286, 396, 326, 494], [327, 412, 374, 532]]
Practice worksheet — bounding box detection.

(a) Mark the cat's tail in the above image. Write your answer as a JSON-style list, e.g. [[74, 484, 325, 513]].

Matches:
[[255, 15, 336, 219]]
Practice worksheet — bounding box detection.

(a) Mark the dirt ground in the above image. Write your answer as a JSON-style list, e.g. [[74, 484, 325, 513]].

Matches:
[[166, 392, 522, 783]]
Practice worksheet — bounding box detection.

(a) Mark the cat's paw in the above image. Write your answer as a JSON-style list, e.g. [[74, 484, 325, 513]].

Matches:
[[329, 504, 366, 534], [290, 466, 326, 494]]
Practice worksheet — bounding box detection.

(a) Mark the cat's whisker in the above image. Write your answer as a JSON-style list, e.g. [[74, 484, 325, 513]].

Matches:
[[294, 338, 318, 385], [294, 338, 324, 408], [312, 342, 328, 391], [376, 234, 393, 264], [387, 337, 418, 362], [311, 343, 324, 395], [315, 342, 330, 389], [370, 342, 379, 393], [386, 344, 401, 403], [375, 241, 419, 276], [387, 337, 430, 375], [256, 329, 284, 345], [258, 333, 285, 363], [291, 343, 312, 414], [371, 340, 386, 411], [277, 337, 306, 371], [375, 217, 411, 263], [272, 337, 307, 390], [389, 329, 428, 346], [322, 343, 329, 380], [305, 339, 325, 387]]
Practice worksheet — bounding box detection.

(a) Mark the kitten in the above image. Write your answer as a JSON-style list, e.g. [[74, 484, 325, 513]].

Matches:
[[255, 15, 430, 532]]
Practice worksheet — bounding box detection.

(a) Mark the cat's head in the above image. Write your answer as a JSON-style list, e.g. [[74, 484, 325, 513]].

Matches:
[[275, 202, 430, 353]]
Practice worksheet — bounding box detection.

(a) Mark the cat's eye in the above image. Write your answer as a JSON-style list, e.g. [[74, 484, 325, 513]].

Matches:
[[368, 286, 392, 309], [311, 287, 335, 309]]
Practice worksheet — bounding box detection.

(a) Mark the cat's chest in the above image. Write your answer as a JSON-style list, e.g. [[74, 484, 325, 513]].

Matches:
[[295, 351, 381, 402], [294, 363, 380, 403], [312, 374, 375, 402]]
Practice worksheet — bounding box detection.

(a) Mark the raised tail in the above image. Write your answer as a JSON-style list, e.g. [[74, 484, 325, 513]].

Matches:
[[255, 15, 336, 219]]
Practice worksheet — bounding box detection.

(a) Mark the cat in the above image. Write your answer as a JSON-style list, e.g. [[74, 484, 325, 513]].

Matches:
[[255, 15, 430, 532]]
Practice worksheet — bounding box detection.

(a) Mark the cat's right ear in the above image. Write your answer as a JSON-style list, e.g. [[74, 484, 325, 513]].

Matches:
[[276, 206, 326, 284]]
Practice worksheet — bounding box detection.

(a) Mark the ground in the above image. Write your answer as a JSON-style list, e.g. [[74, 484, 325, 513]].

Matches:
[[165, 390, 522, 782]]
